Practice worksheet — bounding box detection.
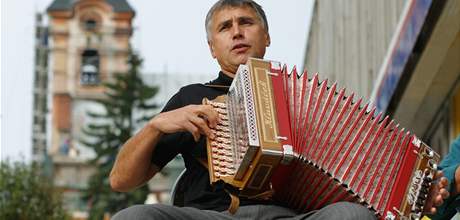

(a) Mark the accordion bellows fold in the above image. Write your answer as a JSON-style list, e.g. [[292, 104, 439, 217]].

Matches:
[[203, 58, 439, 220]]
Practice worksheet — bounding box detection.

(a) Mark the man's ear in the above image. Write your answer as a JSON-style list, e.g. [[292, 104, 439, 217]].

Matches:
[[266, 33, 271, 47], [208, 40, 217, 58]]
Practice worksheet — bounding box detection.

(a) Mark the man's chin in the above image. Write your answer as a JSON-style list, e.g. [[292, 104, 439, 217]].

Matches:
[[234, 55, 250, 65], [231, 52, 263, 66], [239, 53, 264, 63]]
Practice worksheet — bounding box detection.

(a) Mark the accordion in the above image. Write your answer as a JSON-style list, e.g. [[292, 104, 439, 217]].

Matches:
[[203, 58, 439, 220]]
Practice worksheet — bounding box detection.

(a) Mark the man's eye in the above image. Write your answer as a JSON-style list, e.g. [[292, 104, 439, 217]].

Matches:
[[240, 19, 254, 25], [219, 25, 229, 32]]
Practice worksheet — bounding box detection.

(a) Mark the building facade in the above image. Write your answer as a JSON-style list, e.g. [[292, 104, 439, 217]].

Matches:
[[304, 0, 406, 99], [45, 0, 135, 216], [47, 0, 134, 158], [304, 0, 460, 155], [40, 0, 215, 215]]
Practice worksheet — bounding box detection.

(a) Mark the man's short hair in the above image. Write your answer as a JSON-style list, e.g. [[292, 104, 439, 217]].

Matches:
[[205, 0, 269, 41]]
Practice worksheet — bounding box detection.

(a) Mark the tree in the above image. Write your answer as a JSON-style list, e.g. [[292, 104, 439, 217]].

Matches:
[[80, 51, 158, 219], [0, 160, 69, 220]]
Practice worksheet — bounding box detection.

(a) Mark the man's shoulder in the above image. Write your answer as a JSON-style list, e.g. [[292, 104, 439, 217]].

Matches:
[[176, 82, 225, 97], [170, 82, 225, 106], [177, 83, 208, 94]]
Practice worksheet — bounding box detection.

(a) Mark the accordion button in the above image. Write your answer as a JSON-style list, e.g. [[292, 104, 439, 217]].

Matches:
[[225, 168, 234, 174], [222, 145, 231, 150]]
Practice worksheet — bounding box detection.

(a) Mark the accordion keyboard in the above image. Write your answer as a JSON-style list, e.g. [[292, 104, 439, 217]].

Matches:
[[207, 100, 237, 178]]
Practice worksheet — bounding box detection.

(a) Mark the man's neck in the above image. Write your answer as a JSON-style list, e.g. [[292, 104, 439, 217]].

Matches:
[[220, 69, 236, 78]]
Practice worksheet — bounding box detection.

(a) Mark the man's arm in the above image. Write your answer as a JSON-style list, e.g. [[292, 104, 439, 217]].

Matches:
[[109, 104, 218, 192], [109, 122, 163, 192]]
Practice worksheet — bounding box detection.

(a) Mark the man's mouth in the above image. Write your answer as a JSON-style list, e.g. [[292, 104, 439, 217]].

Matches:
[[232, 43, 250, 53]]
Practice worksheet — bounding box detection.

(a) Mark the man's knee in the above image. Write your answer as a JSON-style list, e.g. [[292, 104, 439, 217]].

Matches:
[[111, 204, 223, 220], [313, 202, 376, 220], [331, 202, 376, 220], [111, 204, 164, 220]]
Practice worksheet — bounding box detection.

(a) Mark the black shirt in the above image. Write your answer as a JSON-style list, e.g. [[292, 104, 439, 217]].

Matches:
[[151, 71, 264, 211]]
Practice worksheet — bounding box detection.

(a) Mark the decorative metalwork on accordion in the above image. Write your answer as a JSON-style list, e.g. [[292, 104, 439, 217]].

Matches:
[[203, 58, 440, 220]]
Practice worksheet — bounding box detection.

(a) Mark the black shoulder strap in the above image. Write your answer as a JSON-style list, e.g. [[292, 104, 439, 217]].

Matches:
[[204, 84, 230, 90]]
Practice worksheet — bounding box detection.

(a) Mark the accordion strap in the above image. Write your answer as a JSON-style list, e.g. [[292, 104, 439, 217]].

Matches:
[[225, 188, 240, 215], [204, 84, 230, 89]]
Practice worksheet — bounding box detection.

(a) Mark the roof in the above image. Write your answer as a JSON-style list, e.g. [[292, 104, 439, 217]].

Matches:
[[47, 0, 134, 13], [106, 0, 134, 12], [47, 0, 75, 12]]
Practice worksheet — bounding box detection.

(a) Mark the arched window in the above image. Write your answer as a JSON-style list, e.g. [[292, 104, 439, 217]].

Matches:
[[81, 49, 99, 85], [79, 11, 102, 32], [84, 19, 97, 31]]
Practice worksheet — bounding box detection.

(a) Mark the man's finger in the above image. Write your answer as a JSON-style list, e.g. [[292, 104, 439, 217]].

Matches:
[[190, 115, 214, 139], [184, 121, 201, 142], [439, 177, 449, 188], [195, 105, 219, 128], [434, 194, 443, 206], [199, 105, 219, 128], [440, 188, 450, 199], [435, 171, 444, 179]]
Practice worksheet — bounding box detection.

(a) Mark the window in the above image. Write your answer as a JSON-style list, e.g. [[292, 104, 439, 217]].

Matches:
[[84, 19, 97, 31], [81, 49, 100, 85]]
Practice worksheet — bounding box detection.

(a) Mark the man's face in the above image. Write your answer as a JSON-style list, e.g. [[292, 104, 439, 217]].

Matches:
[[208, 6, 270, 76]]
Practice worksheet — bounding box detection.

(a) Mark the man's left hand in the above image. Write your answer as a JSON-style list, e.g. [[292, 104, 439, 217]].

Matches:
[[423, 171, 450, 214]]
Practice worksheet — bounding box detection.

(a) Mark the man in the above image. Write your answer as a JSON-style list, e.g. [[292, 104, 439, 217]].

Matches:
[[110, 1, 448, 219]]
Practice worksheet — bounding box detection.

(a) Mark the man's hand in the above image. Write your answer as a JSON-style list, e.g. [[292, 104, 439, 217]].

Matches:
[[110, 104, 219, 192], [150, 104, 219, 141], [423, 171, 450, 214]]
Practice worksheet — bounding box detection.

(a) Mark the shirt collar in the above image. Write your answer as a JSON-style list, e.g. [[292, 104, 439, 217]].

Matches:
[[208, 71, 233, 87]]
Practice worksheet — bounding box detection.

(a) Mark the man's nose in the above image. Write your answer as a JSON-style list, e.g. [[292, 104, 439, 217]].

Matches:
[[231, 24, 243, 39]]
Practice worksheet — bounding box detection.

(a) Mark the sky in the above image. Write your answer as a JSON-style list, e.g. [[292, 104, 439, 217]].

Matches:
[[1, 0, 314, 161]]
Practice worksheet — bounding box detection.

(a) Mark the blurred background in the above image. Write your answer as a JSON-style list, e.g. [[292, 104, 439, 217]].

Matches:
[[1, 0, 459, 219]]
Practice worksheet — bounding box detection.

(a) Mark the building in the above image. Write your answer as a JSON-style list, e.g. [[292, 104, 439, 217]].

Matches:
[[47, 0, 134, 159], [41, 0, 215, 215], [374, 0, 460, 156], [303, 0, 460, 155], [32, 13, 50, 163], [46, 0, 135, 216], [304, 0, 407, 100]]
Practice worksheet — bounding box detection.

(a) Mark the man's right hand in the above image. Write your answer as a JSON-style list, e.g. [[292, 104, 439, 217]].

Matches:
[[110, 104, 219, 192], [149, 104, 219, 141]]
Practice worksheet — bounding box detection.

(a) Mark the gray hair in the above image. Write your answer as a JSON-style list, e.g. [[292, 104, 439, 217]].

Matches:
[[205, 0, 269, 41]]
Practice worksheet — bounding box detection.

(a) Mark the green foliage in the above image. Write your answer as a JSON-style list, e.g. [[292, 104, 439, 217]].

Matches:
[[0, 160, 69, 220], [81, 51, 158, 219]]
